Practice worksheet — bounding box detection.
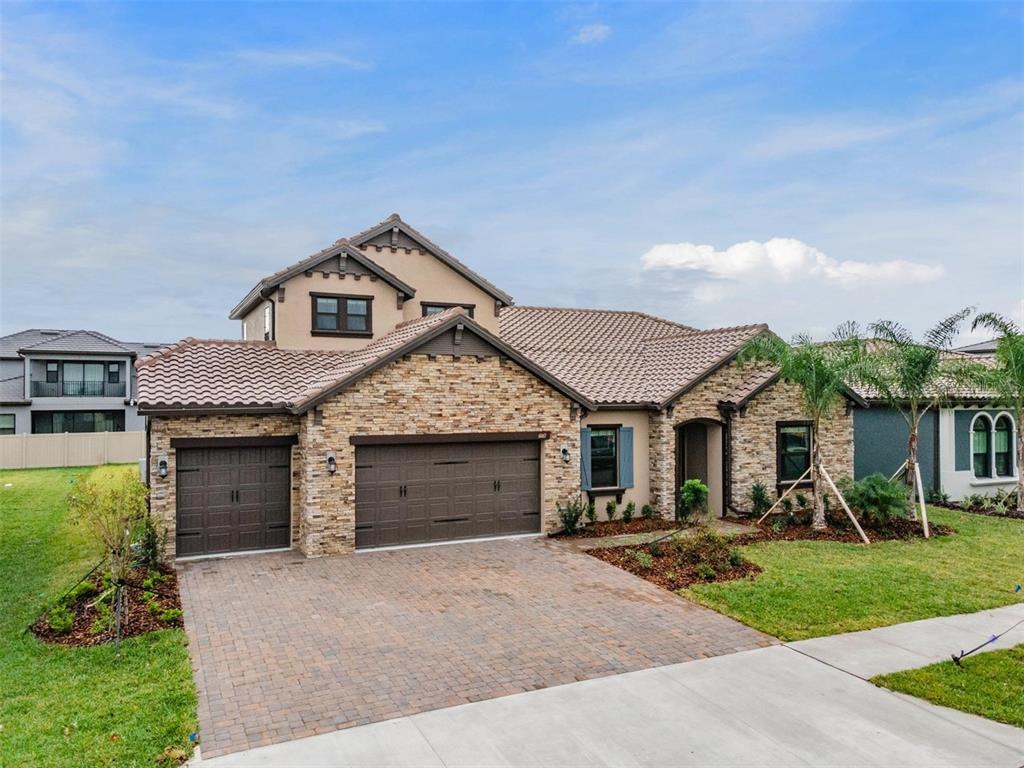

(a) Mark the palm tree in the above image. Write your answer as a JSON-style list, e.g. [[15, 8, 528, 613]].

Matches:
[[971, 312, 1024, 517], [737, 324, 865, 530], [859, 309, 979, 521]]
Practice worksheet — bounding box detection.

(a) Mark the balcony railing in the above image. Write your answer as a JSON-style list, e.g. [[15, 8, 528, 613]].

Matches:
[[31, 381, 126, 398]]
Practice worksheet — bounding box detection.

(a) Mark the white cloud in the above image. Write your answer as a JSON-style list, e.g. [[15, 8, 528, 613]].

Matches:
[[641, 238, 944, 287], [234, 49, 372, 70], [571, 24, 611, 45]]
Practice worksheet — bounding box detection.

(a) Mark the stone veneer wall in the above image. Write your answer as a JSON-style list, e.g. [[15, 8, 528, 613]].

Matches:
[[648, 364, 854, 517], [148, 413, 302, 559], [298, 352, 580, 556]]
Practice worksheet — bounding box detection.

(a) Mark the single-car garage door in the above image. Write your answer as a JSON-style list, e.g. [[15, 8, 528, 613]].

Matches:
[[176, 445, 291, 556], [355, 440, 540, 549]]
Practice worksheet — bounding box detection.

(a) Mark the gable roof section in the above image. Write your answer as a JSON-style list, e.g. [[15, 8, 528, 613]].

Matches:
[[499, 306, 761, 406], [350, 214, 514, 306], [229, 240, 417, 320], [19, 329, 135, 356], [0, 375, 28, 405], [137, 308, 594, 415]]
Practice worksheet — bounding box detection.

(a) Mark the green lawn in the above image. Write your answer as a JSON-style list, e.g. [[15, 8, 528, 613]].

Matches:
[[0, 465, 197, 767], [873, 645, 1024, 729], [685, 508, 1024, 641]]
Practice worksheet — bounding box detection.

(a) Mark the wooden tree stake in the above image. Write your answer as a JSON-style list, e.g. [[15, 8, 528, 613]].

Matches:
[[757, 465, 812, 524], [819, 464, 870, 544], [914, 463, 930, 538]]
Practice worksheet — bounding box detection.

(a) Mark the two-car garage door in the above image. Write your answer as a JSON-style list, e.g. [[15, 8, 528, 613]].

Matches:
[[354, 440, 541, 549]]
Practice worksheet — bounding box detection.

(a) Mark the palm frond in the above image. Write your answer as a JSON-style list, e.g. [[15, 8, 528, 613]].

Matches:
[[924, 306, 974, 350], [971, 311, 1020, 338], [868, 319, 913, 347]]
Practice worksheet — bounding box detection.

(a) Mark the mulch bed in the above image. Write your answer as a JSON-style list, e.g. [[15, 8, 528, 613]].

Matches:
[[933, 501, 1024, 519], [587, 543, 762, 590], [550, 518, 679, 539], [32, 565, 183, 647], [730, 515, 955, 544]]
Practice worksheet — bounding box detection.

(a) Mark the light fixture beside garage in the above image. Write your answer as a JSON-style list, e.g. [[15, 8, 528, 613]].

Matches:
[[158, 455, 169, 478], [326, 451, 337, 474]]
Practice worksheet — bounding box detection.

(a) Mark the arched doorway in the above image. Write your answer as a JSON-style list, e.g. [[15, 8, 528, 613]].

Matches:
[[676, 419, 724, 517]]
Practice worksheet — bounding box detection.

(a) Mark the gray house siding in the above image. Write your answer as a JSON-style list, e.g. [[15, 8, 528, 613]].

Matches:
[[853, 407, 938, 491]]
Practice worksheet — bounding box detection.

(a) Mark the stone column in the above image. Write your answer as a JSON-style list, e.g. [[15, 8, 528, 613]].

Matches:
[[648, 409, 676, 519]]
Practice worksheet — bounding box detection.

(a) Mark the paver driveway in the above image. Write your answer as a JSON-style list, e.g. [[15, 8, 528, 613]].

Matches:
[[178, 537, 772, 757]]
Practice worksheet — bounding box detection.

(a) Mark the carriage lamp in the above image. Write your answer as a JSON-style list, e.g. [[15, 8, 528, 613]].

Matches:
[[326, 451, 337, 474], [560, 445, 571, 464], [158, 456, 169, 478]]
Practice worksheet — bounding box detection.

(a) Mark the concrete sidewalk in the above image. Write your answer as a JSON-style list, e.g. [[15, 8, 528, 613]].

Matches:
[[788, 602, 1024, 678], [193, 644, 1024, 767]]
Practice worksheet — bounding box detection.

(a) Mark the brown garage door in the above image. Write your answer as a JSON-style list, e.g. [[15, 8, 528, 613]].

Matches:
[[176, 445, 291, 557], [355, 440, 540, 549]]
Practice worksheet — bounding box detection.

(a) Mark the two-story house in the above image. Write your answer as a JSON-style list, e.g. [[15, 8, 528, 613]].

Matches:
[[137, 214, 859, 560], [0, 329, 165, 436]]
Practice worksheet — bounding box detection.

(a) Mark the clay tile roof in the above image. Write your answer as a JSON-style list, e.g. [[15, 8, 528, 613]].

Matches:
[[135, 308, 467, 413], [17, 329, 134, 356], [719, 368, 780, 408], [499, 306, 766, 405]]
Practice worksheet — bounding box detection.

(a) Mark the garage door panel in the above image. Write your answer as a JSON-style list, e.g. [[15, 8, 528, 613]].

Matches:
[[355, 440, 539, 548], [175, 444, 292, 557]]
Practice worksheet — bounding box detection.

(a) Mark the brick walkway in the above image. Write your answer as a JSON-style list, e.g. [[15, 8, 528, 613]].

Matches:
[[178, 538, 773, 757]]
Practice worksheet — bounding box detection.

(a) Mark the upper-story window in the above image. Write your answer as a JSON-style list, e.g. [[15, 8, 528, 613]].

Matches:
[[422, 302, 475, 318], [107, 363, 120, 384], [311, 293, 373, 336], [263, 304, 272, 341], [46, 362, 58, 383], [972, 415, 992, 478]]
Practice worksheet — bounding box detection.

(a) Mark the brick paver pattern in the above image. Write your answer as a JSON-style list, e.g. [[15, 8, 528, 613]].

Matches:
[[178, 538, 774, 757]]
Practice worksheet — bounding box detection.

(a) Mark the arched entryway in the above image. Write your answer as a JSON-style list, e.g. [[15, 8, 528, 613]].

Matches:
[[676, 419, 724, 517]]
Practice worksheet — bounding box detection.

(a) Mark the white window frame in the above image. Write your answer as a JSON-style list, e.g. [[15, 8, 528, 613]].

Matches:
[[263, 304, 272, 341]]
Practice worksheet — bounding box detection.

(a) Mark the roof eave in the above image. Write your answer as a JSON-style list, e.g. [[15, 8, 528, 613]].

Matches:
[[138, 403, 291, 417]]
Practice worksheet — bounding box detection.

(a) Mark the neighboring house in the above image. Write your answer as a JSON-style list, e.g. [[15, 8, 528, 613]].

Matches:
[[850, 359, 1016, 501], [136, 214, 857, 560], [954, 338, 998, 356], [0, 329, 166, 436]]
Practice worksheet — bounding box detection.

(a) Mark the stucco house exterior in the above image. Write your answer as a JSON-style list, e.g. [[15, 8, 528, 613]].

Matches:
[[137, 214, 857, 560], [0, 329, 165, 436]]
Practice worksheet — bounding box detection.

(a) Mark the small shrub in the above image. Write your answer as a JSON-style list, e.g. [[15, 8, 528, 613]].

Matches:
[[728, 549, 745, 567], [926, 487, 950, 505], [148, 600, 163, 617], [142, 590, 156, 603], [66, 580, 98, 604], [136, 514, 167, 570], [605, 499, 618, 522], [673, 525, 732, 571], [557, 498, 585, 535], [641, 504, 655, 520], [677, 479, 709, 523], [622, 501, 636, 523], [628, 548, 654, 569], [794, 492, 809, 510], [647, 540, 663, 557], [780, 497, 793, 514], [585, 501, 597, 525], [47, 605, 74, 634], [158, 608, 183, 623], [750, 482, 772, 516], [695, 564, 716, 582], [142, 572, 167, 590], [90, 601, 113, 635], [770, 517, 787, 534], [840, 473, 909, 527]]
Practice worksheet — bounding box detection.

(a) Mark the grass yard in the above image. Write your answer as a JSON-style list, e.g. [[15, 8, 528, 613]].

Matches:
[[686, 508, 1024, 641], [0, 465, 197, 767], [872, 645, 1024, 729]]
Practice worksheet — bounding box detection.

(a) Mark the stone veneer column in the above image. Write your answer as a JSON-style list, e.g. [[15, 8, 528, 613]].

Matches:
[[648, 409, 675, 518]]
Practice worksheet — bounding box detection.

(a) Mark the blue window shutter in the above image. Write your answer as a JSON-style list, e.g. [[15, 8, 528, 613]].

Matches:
[[580, 427, 592, 490], [954, 410, 973, 471], [618, 427, 634, 489]]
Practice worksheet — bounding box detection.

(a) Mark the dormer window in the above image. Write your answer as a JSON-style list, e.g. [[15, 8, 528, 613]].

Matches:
[[311, 292, 373, 336], [422, 302, 475, 318]]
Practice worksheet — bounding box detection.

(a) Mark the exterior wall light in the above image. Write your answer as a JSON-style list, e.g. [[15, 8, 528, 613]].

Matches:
[[326, 451, 337, 474], [158, 455, 169, 478], [560, 445, 571, 464]]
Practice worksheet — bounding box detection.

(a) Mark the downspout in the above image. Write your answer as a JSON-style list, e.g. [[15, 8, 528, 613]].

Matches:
[[721, 408, 733, 517]]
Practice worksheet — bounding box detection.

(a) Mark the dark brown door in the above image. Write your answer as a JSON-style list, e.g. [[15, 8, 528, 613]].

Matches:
[[355, 440, 540, 549], [176, 445, 291, 556]]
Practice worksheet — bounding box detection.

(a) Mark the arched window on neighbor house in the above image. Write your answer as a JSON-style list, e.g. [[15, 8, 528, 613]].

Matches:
[[994, 414, 1015, 477], [972, 414, 992, 479]]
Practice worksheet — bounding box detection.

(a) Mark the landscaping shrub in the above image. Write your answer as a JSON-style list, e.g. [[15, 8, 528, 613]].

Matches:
[[840, 473, 909, 527], [136, 513, 167, 569], [770, 517, 787, 534], [672, 525, 731, 571], [728, 549, 746, 567], [142, 571, 167, 590], [695, 564, 716, 582], [557, 498, 585, 534], [622, 501, 636, 523], [47, 605, 74, 634], [780, 497, 794, 514], [66, 580, 98, 603], [750, 482, 772, 516], [641, 504, 655, 520], [158, 608, 183, 623], [585, 501, 597, 525], [926, 487, 950, 505], [605, 499, 617, 522], [67, 473, 149, 589], [677, 479, 709, 523], [628, 549, 654, 569], [794, 492, 809, 510], [647, 540, 663, 557], [90, 601, 113, 635]]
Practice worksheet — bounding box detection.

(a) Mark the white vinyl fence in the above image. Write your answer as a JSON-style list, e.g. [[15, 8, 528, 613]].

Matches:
[[0, 431, 146, 470]]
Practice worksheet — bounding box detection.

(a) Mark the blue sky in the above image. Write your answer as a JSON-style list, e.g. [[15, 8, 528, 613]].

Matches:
[[2, 1, 1021, 344]]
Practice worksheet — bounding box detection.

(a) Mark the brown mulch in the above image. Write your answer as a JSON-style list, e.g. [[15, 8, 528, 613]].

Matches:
[[550, 518, 680, 539], [729, 515, 955, 544], [32, 565, 183, 647], [936, 502, 1024, 519], [587, 544, 762, 590]]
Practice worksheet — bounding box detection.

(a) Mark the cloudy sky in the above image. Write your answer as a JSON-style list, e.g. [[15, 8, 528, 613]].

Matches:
[[2, 2, 1021, 345]]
